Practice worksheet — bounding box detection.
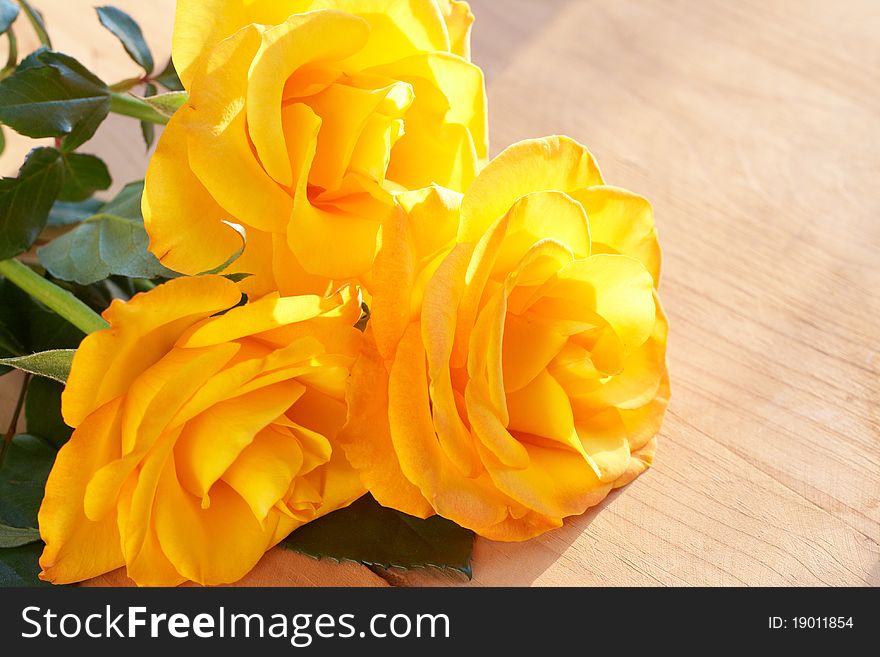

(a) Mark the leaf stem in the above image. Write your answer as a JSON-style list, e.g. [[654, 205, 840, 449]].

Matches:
[[109, 77, 144, 93], [110, 91, 168, 125], [0, 259, 108, 334], [0, 31, 17, 80], [16, 0, 51, 48], [4, 373, 29, 445], [132, 278, 156, 293]]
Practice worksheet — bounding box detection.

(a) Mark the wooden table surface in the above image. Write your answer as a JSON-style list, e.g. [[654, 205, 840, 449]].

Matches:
[[1, 0, 878, 587]]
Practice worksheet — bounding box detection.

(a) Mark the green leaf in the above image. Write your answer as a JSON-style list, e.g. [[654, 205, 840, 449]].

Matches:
[[155, 57, 183, 91], [140, 121, 154, 150], [38, 212, 176, 284], [101, 179, 143, 218], [0, 49, 109, 151], [0, 312, 21, 373], [61, 276, 135, 312], [355, 302, 370, 331], [96, 5, 153, 75], [0, 524, 39, 548], [109, 90, 167, 125], [39, 181, 151, 283], [223, 272, 252, 283], [0, 321, 23, 359], [141, 82, 157, 150], [142, 90, 187, 120], [0, 349, 74, 383], [281, 494, 475, 577], [0, 278, 28, 359], [0, 0, 19, 35], [16, 0, 50, 48], [0, 434, 55, 529], [25, 376, 71, 448], [0, 434, 59, 587], [0, 147, 64, 260], [1, 29, 17, 78], [0, 277, 83, 358], [22, 290, 85, 352], [47, 197, 103, 226], [0, 541, 49, 586], [58, 152, 112, 202]]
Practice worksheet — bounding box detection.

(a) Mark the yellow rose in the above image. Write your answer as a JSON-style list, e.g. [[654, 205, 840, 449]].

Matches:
[[339, 136, 669, 540], [144, 0, 486, 297], [38, 276, 365, 586]]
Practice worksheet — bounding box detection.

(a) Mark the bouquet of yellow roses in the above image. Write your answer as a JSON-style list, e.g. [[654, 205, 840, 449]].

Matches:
[[0, 0, 668, 586]]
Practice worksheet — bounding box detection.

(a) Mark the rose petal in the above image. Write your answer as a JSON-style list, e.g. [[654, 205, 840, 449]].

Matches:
[[573, 185, 661, 284], [613, 437, 657, 489], [185, 24, 292, 232], [305, 79, 411, 191], [390, 323, 510, 531], [247, 11, 370, 187], [154, 470, 277, 585], [489, 191, 590, 279], [62, 276, 241, 428], [178, 293, 335, 348], [375, 52, 486, 191], [143, 112, 243, 274], [576, 407, 632, 483], [172, 0, 308, 88], [545, 254, 656, 352], [502, 309, 569, 393], [222, 425, 305, 522], [436, 0, 474, 59], [39, 399, 125, 584], [478, 439, 609, 521], [174, 380, 305, 501], [337, 335, 434, 517], [422, 244, 482, 476], [317, 0, 450, 70], [459, 135, 604, 242]]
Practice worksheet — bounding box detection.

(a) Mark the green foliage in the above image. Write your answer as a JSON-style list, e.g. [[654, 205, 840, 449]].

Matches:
[[39, 212, 175, 284], [141, 81, 157, 149], [58, 152, 112, 202], [0, 148, 111, 260], [25, 376, 71, 448], [282, 494, 475, 577], [0, 0, 17, 36], [0, 349, 75, 383], [0, 147, 64, 260], [0, 321, 23, 361], [0, 434, 55, 529], [0, 434, 55, 586], [62, 275, 138, 313], [38, 181, 176, 284], [0, 542, 48, 585], [0, 277, 84, 355], [16, 0, 50, 48], [143, 90, 188, 120], [96, 5, 153, 75], [109, 90, 170, 125], [47, 198, 103, 227], [101, 179, 143, 218], [0, 49, 109, 151], [0, 524, 39, 548], [155, 57, 183, 91]]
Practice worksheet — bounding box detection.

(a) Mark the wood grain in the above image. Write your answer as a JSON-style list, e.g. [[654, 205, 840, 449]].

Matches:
[[1, 0, 877, 586]]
